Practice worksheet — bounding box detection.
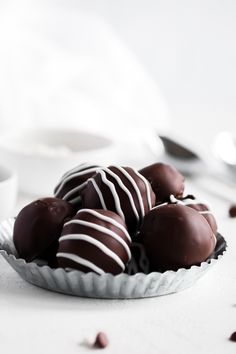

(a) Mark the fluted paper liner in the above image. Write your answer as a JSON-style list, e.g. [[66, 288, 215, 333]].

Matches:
[[0, 218, 226, 299]]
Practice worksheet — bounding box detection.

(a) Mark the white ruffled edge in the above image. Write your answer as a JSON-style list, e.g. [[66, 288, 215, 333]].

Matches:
[[0, 218, 227, 299]]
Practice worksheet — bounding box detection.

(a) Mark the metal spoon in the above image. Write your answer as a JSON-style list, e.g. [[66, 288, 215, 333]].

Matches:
[[153, 133, 236, 203], [212, 131, 236, 170], [157, 134, 206, 176]]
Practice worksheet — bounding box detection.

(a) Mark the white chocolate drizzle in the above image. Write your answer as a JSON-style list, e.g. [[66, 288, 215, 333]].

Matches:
[[54, 163, 99, 201], [76, 209, 131, 242], [57, 209, 131, 273], [113, 166, 145, 218], [169, 194, 184, 204], [152, 195, 213, 217], [102, 167, 140, 222], [59, 162, 96, 182], [152, 202, 168, 210], [178, 196, 211, 209], [89, 166, 154, 229], [132, 169, 153, 210], [63, 219, 131, 259], [199, 210, 213, 215], [96, 170, 125, 219], [62, 182, 86, 201], [89, 178, 107, 210], [56, 252, 105, 274], [170, 194, 212, 210], [59, 234, 125, 270]]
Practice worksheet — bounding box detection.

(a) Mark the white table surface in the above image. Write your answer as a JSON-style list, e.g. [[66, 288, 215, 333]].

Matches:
[[0, 1, 236, 353], [0, 176, 236, 354]]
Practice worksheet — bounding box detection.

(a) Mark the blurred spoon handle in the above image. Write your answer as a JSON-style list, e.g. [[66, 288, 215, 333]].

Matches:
[[191, 174, 236, 204]]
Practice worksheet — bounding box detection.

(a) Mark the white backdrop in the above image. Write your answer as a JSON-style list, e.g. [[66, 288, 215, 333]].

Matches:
[[82, 0, 236, 144], [0, 0, 235, 145], [0, 0, 169, 143], [1, 3, 236, 354]]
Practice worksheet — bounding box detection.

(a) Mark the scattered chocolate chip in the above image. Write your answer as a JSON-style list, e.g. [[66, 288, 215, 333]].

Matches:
[[229, 332, 236, 342], [94, 332, 109, 349], [229, 205, 236, 217]]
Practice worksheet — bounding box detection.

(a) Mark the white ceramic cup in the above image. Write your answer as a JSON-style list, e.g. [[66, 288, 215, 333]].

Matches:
[[0, 165, 17, 220], [0, 128, 117, 196]]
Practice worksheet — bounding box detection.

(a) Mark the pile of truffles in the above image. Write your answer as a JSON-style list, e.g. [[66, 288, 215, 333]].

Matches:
[[13, 162, 218, 275]]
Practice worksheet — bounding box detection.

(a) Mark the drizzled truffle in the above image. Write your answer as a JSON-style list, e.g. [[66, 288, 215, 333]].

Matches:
[[13, 198, 74, 262], [141, 204, 216, 272], [57, 209, 131, 275], [179, 195, 218, 235], [82, 166, 155, 234], [139, 162, 184, 203], [54, 163, 100, 208]]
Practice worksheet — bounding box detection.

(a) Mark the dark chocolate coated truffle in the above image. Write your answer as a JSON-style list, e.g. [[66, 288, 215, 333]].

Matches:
[[141, 204, 216, 271], [139, 162, 184, 203], [54, 163, 100, 208], [179, 195, 218, 235], [57, 209, 131, 275], [13, 198, 74, 262], [229, 205, 236, 218], [82, 166, 155, 234], [229, 331, 236, 342], [94, 332, 109, 349]]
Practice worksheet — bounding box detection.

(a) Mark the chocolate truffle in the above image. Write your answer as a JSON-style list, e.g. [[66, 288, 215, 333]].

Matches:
[[13, 198, 74, 262], [139, 162, 185, 203], [140, 204, 216, 272], [229, 204, 236, 218], [57, 209, 131, 275], [82, 166, 155, 234], [229, 332, 236, 342], [94, 332, 109, 349], [54, 163, 100, 208], [178, 195, 218, 235]]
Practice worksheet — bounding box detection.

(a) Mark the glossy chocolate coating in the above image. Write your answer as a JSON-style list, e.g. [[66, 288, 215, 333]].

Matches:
[[180, 195, 217, 235], [229, 332, 236, 342], [229, 204, 236, 218], [13, 198, 74, 262], [141, 204, 216, 272], [139, 162, 185, 203], [94, 332, 109, 349], [54, 163, 100, 209], [82, 166, 155, 234], [57, 209, 131, 275]]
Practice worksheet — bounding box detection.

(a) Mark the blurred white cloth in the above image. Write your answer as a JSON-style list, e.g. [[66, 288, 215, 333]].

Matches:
[[0, 0, 169, 162]]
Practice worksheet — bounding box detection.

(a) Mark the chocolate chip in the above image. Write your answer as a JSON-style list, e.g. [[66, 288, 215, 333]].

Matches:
[[229, 332, 236, 342], [229, 205, 236, 217], [94, 332, 109, 349]]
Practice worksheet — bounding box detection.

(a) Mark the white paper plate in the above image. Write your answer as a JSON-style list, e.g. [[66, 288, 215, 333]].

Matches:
[[0, 218, 226, 299]]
